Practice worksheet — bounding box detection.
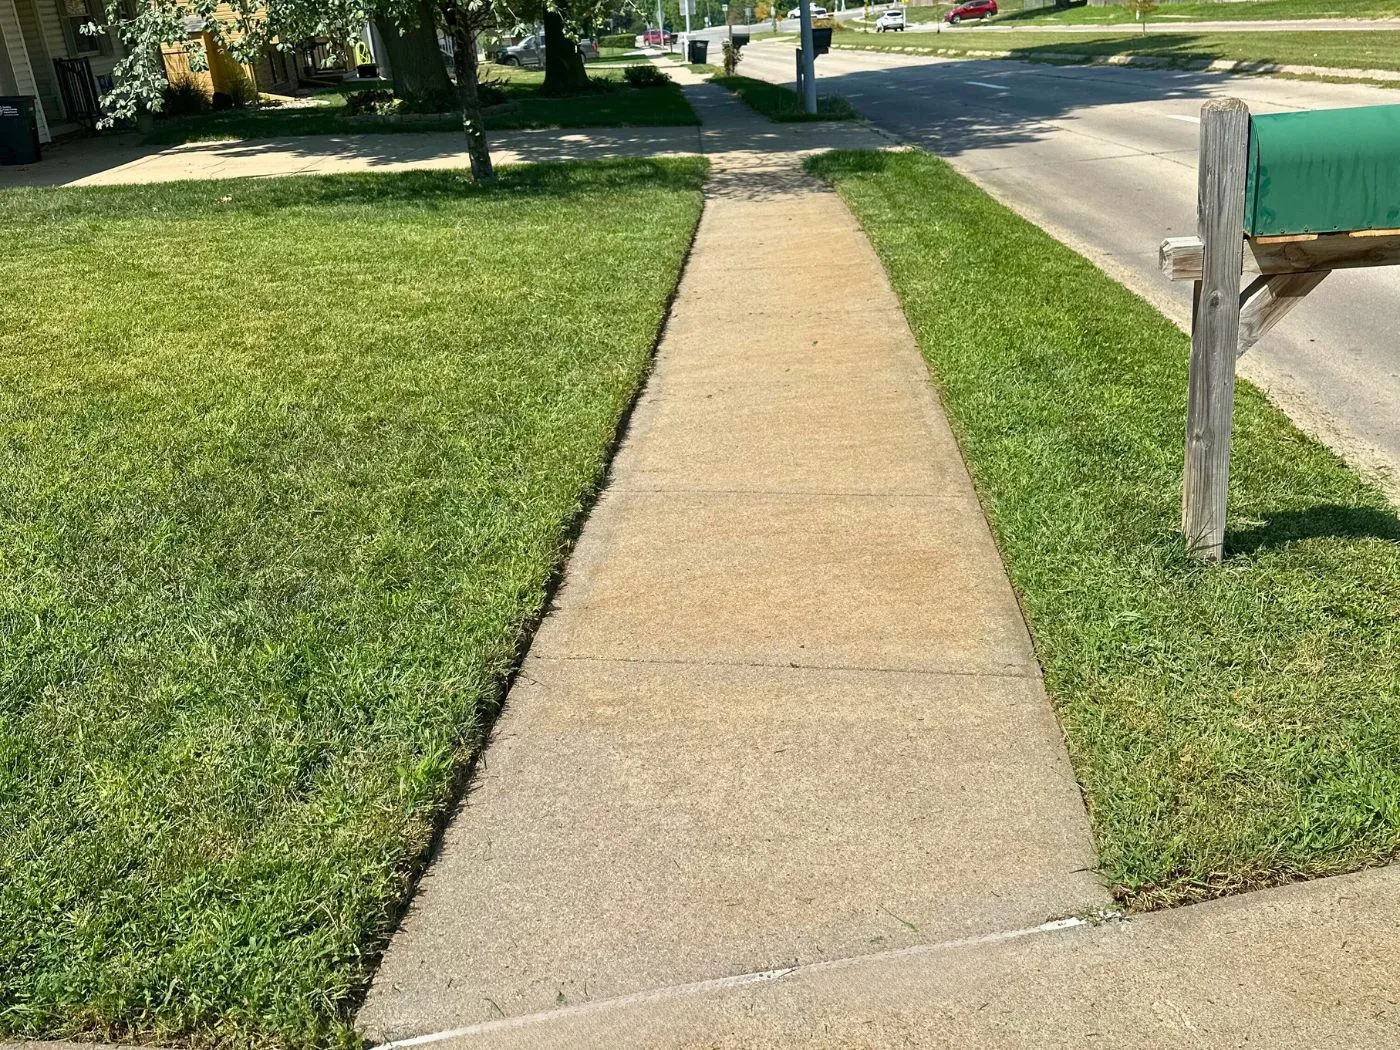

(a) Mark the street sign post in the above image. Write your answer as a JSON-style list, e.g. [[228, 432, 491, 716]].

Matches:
[[1160, 100, 1400, 561]]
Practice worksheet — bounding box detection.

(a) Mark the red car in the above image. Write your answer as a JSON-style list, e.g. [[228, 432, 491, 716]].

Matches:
[[638, 28, 676, 46], [945, 0, 997, 22]]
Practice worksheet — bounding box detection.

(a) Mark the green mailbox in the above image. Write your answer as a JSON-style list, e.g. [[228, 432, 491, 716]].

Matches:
[[1244, 104, 1400, 237]]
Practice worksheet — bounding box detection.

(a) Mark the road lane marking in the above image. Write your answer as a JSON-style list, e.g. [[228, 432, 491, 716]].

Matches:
[[965, 80, 1009, 90], [1167, 115, 1202, 124]]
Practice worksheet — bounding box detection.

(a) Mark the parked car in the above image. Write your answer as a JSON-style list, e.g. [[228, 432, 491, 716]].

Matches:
[[497, 34, 543, 67], [497, 34, 601, 65], [874, 8, 905, 31], [635, 28, 676, 46], [945, 0, 996, 22], [785, 5, 828, 18]]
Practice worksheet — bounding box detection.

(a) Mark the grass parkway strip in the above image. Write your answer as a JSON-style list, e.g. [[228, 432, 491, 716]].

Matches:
[[808, 149, 1400, 911], [895, 0, 1399, 27], [0, 158, 705, 1048], [710, 74, 859, 121], [832, 26, 1400, 75]]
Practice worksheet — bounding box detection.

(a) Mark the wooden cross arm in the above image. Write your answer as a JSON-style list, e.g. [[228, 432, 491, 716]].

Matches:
[[1161, 230, 1400, 280]]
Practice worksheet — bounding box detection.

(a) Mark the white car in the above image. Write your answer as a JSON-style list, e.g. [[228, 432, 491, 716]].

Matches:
[[786, 5, 828, 17], [874, 8, 905, 31]]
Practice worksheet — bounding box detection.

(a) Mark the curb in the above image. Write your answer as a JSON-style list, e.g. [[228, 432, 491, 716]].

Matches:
[[829, 43, 1400, 84]]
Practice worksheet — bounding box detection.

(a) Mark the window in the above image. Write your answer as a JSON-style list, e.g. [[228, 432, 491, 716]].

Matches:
[[62, 0, 106, 57]]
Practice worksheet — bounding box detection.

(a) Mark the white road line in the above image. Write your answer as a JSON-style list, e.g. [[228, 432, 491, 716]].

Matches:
[[965, 80, 1010, 91], [1167, 114, 1202, 125]]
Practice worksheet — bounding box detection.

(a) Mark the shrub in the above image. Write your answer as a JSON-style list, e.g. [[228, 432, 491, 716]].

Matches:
[[600, 33, 636, 48], [226, 68, 257, 108], [397, 88, 459, 114], [586, 73, 623, 93], [340, 88, 394, 115], [623, 64, 672, 88], [162, 75, 210, 116]]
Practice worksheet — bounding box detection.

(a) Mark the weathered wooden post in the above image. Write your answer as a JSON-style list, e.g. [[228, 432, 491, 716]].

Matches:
[[1164, 100, 1400, 561], [1181, 98, 1250, 563]]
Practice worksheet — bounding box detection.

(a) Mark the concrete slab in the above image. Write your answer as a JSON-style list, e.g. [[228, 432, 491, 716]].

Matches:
[[610, 374, 974, 497], [392, 864, 1400, 1049], [532, 490, 1038, 676], [357, 72, 1106, 1048], [359, 659, 1100, 1041]]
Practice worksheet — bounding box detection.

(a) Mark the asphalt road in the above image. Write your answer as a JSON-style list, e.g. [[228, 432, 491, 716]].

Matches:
[[896, 17, 1400, 32], [736, 42, 1400, 493]]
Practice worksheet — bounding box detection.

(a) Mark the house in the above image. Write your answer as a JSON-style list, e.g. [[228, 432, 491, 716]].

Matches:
[[1, 0, 299, 146], [0, 0, 124, 142]]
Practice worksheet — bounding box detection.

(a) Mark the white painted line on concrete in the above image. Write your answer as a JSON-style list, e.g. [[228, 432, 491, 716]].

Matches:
[[965, 79, 1010, 90], [372, 917, 1096, 1048], [1167, 114, 1202, 124]]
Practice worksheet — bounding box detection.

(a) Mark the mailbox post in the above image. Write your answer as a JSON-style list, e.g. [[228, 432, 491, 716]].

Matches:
[[1161, 100, 1400, 561], [797, 0, 818, 114]]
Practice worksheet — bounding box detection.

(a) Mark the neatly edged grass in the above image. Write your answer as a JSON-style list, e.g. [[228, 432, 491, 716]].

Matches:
[[712, 74, 858, 120], [984, 0, 1400, 27], [143, 66, 698, 146], [0, 156, 707, 1048], [831, 25, 1400, 74], [808, 149, 1400, 910]]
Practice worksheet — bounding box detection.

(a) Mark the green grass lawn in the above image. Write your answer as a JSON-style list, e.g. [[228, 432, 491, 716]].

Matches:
[[978, 0, 1400, 27], [808, 149, 1400, 910], [144, 66, 699, 146], [0, 157, 706, 1047], [712, 74, 858, 120], [833, 25, 1400, 73]]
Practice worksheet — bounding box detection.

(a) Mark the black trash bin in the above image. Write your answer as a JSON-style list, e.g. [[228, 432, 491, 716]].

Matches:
[[0, 96, 41, 166], [688, 38, 709, 64]]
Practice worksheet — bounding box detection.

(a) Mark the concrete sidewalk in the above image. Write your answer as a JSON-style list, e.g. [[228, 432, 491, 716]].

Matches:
[[357, 76, 1107, 1046], [375, 865, 1400, 1049], [0, 125, 703, 188]]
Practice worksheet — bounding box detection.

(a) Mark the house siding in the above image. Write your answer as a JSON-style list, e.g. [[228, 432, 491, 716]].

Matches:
[[14, 0, 62, 123]]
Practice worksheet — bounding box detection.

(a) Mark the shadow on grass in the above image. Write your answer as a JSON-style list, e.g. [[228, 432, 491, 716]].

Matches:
[[8, 156, 710, 221], [1229, 504, 1400, 556]]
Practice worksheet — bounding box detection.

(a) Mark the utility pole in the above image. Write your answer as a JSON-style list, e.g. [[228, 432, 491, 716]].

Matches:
[[797, 0, 816, 114]]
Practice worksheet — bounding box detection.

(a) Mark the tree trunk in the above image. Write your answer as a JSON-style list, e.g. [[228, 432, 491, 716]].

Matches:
[[448, 18, 494, 181], [542, 8, 589, 95], [375, 0, 455, 107]]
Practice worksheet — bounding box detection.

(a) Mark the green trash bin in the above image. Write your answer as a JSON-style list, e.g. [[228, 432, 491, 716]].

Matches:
[[0, 96, 42, 166]]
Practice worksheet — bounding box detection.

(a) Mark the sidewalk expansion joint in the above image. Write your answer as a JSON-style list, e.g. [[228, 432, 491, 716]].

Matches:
[[530, 652, 1040, 681], [599, 487, 982, 501], [371, 916, 1097, 1048]]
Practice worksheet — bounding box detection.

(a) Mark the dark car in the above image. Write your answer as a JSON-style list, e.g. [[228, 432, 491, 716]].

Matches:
[[945, 0, 997, 22]]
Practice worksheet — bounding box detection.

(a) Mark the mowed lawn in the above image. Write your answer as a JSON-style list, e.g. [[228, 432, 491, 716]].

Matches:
[[711, 75, 858, 121], [834, 26, 1400, 75], [145, 66, 699, 147], [810, 150, 1400, 909], [0, 159, 705, 1047]]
